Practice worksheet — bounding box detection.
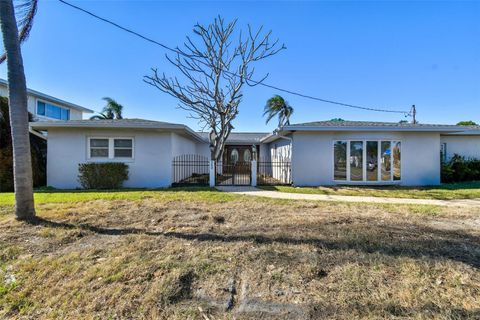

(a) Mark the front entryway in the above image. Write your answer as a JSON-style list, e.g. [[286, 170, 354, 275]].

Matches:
[[171, 153, 291, 187], [215, 161, 251, 186]]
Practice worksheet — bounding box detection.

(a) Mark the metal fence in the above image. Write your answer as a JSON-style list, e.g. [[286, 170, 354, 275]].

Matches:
[[257, 158, 292, 185], [172, 154, 209, 186], [215, 161, 251, 186]]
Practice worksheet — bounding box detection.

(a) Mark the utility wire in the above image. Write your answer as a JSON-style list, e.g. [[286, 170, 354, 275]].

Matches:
[[58, 0, 410, 115]]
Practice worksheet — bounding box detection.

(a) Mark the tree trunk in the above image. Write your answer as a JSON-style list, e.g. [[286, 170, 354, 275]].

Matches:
[[0, 0, 35, 219]]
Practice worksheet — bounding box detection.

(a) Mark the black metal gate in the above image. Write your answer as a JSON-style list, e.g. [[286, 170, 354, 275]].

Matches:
[[215, 161, 251, 186]]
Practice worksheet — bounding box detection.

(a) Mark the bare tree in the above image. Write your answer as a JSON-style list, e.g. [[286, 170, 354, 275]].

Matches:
[[0, 0, 37, 219], [144, 16, 284, 161]]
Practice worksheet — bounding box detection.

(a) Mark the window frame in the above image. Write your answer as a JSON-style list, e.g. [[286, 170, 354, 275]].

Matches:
[[36, 99, 70, 120], [87, 137, 135, 161], [332, 139, 401, 184]]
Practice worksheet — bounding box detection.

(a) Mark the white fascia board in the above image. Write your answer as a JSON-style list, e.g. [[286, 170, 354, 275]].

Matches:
[[281, 125, 465, 133], [29, 121, 205, 142]]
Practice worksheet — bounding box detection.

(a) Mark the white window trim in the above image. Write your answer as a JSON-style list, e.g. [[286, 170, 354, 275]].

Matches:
[[87, 137, 135, 161], [36, 98, 70, 120], [332, 139, 401, 184]]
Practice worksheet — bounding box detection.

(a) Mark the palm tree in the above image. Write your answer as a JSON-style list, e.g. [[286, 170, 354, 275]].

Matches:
[[263, 95, 293, 128], [90, 97, 124, 120], [0, 0, 38, 219]]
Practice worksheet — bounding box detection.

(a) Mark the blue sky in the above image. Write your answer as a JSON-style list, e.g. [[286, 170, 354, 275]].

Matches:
[[1, 0, 479, 131]]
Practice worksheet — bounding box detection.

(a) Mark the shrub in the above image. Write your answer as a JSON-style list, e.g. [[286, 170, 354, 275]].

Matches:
[[441, 154, 480, 183], [78, 162, 129, 189]]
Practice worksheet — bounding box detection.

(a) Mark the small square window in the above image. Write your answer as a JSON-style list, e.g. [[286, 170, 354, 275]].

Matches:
[[114, 139, 133, 158], [90, 138, 109, 158]]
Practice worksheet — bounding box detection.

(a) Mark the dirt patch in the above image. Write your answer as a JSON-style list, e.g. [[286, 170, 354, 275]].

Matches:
[[0, 197, 479, 319]]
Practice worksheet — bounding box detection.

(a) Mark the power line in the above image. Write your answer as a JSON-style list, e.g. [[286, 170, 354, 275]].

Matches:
[[58, 0, 410, 115]]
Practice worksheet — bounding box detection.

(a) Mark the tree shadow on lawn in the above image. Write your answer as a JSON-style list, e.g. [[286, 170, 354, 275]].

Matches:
[[27, 217, 480, 269]]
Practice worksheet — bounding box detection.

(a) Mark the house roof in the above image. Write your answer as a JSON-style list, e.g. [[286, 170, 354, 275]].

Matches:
[[196, 132, 270, 144], [260, 120, 480, 143], [0, 79, 94, 113], [29, 118, 204, 142], [282, 120, 479, 132]]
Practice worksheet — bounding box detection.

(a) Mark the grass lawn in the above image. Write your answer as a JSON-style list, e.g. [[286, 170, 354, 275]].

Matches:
[[258, 182, 480, 200], [0, 188, 479, 319]]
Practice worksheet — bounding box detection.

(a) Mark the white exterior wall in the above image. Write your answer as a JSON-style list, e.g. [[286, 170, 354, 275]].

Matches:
[[267, 136, 292, 161], [291, 131, 441, 186], [195, 141, 211, 158], [259, 143, 270, 161], [171, 132, 197, 157], [440, 135, 480, 160], [47, 128, 178, 189]]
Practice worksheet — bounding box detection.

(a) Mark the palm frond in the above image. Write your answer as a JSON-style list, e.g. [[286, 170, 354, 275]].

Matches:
[[0, 0, 38, 64], [263, 95, 293, 127], [102, 97, 124, 119]]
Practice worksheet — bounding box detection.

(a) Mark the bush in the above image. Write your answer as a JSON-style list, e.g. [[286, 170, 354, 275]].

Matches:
[[78, 162, 129, 189], [441, 154, 480, 183]]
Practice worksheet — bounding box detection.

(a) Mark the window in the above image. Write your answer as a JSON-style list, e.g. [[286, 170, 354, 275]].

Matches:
[[366, 141, 378, 181], [381, 141, 391, 181], [333, 140, 401, 182], [243, 149, 252, 162], [114, 139, 133, 158], [350, 141, 363, 181], [230, 149, 239, 163], [88, 137, 134, 159], [441, 143, 447, 163], [89, 139, 109, 158], [37, 101, 70, 120], [393, 141, 401, 181], [334, 141, 347, 180]]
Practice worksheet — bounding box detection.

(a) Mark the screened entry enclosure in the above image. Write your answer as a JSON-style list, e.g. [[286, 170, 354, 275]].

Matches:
[[334, 140, 401, 183]]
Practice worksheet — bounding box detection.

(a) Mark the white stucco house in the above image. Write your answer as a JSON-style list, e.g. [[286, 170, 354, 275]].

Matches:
[[29, 118, 480, 189]]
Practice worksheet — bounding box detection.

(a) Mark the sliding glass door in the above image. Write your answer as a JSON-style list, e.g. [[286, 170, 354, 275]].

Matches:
[[333, 140, 401, 183], [366, 141, 378, 181], [350, 141, 363, 181], [334, 141, 347, 181]]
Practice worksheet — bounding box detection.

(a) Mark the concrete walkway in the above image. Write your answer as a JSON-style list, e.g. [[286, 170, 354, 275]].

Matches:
[[216, 186, 480, 207]]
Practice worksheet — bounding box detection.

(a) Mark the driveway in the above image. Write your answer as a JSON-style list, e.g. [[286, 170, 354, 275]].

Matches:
[[216, 186, 480, 207]]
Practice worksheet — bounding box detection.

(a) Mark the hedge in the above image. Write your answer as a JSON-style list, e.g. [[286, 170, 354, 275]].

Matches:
[[441, 154, 480, 183], [78, 162, 129, 189]]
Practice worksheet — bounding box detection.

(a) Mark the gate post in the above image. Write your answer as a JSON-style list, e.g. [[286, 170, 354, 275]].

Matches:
[[209, 160, 215, 187], [251, 160, 257, 187]]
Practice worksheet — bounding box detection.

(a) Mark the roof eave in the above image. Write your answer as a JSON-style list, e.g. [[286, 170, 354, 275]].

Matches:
[[281, 125, 465, 133], [0, 79, 93, 113], [28, 121, 205, 142]]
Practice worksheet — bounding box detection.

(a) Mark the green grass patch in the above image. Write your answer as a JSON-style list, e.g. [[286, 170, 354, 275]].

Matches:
[[258, 182, 480, 200], [0, 187, 237, 206]]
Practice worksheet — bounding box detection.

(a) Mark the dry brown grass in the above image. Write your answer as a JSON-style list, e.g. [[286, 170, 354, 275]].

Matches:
[[0, 194, 479, 319]]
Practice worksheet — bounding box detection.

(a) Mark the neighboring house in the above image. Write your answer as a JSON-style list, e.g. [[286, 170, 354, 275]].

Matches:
[[30, 118, 480, 189], [0, 79, 93, 121]]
